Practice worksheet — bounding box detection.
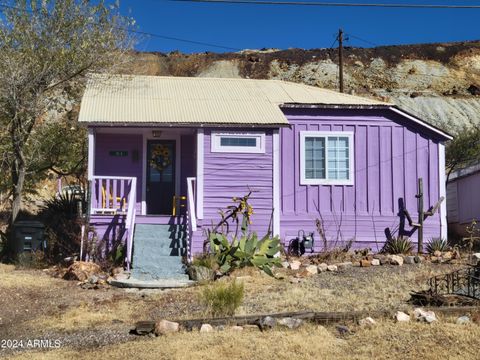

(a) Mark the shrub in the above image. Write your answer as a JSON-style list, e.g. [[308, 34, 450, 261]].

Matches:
[[382, 236, 413, 255], [426, 238, 449, 254], [39, 192, 84, 262], [200, 280, 244, 317], [16, 251, 47, 269], [192, 254, 218, 270]]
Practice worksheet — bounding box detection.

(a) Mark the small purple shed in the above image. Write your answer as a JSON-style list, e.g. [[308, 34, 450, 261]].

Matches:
[[78, 74, 451, 276]]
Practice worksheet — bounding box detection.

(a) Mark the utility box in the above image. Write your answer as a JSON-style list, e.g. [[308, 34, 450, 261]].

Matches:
[[11, 221, 46, 255]]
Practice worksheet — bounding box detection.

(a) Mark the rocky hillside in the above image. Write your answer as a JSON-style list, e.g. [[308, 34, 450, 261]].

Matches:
[[122, 41, 480, 134]]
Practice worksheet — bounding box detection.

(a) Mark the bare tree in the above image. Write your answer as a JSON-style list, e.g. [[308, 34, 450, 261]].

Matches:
[[0, 0, 135, 226]]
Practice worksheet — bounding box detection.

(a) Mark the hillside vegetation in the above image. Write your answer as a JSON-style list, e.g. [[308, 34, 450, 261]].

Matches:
[[120, 40, 480, 133]]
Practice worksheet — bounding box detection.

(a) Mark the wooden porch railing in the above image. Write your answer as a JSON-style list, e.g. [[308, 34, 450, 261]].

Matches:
[[90, 176, 137, 270], [186, 177, 197, 262]]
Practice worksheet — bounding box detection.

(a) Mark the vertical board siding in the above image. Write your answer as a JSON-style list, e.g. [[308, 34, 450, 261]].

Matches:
[[191, 129, 274, 251], [94, 133, 143, 210], [280, 109, 442, 249], [454, 171, 480, 224]]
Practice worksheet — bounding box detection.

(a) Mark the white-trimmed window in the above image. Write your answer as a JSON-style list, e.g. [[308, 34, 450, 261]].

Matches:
[[211, 132, 265, 153], [300, 131, 354, 185]]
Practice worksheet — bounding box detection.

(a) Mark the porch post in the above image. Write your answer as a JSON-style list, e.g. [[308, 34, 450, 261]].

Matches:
[[196, 129, 204, 219], [273, 129, 280, 237], [438, 143, 447, 240], [87, 127, 95, 180]]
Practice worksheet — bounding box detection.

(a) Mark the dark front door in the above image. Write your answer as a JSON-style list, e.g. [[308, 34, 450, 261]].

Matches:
[[146, 140, 176, 215]]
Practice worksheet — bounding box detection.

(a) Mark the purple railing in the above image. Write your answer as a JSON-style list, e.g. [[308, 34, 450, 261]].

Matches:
[[90, 176, 137, 270], [186, 177, 197, 263]]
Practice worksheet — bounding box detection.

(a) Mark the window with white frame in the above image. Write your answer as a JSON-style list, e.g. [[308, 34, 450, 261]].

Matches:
[[211, 132, 265, 153], [300, 131, 354, 185]]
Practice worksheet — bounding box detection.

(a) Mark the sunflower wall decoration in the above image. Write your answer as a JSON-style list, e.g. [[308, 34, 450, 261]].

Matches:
[[150, 144, 172, 172]]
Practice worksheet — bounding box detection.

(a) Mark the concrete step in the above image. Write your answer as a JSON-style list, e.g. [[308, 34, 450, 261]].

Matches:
[[132, 223, 189, 281]]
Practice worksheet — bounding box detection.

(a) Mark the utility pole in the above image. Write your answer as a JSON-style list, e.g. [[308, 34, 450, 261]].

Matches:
[[338, 28, 344, 93]]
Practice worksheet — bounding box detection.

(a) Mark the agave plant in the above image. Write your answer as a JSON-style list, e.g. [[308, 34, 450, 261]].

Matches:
[[382, 236, 413, 255], [426, 237, 449, 254], [209, 231, 281, 276]]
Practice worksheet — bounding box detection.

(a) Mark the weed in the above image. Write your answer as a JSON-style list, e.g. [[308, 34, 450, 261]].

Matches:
[[200, 280, 244, 317]]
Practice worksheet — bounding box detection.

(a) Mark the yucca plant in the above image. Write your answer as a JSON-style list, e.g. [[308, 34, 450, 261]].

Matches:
[[426, 237, 449, 254], [200, 280, 244, 317], [39, 192, 84, 262], [382, 236, 413, 255]]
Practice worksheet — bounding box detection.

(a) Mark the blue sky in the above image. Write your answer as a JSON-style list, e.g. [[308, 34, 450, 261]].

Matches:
[[119, 0, 480, 53]]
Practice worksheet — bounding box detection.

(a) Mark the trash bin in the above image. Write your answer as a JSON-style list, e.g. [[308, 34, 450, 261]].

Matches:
[[11, 221, 46, 255]]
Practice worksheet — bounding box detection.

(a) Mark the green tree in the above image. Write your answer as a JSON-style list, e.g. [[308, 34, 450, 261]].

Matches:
[[445, 125, 480, 182], [0, 0, 134, 226]]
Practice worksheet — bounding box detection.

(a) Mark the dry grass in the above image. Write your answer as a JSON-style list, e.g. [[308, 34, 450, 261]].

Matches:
[[0, 263, 57, 289], [236, 263, 462, 314], [6, 320, 480, 360], [29, 300, 143, 331]]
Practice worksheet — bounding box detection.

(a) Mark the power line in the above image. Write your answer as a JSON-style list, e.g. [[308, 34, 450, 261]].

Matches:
[[0, 3, 241, 51], [171, 0, 480, 9], [130, 29, 241, 51], [346, 33, 378, 47]]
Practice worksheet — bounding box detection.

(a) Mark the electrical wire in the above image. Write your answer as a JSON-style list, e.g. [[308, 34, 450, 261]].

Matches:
[[170, 0, 480, 9]]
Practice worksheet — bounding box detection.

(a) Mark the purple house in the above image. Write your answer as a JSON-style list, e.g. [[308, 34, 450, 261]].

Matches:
[[79, 74, 451, 279]]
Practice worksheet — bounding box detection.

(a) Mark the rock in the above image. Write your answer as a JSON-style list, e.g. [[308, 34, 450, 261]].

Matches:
[[259, 316, 276, 330], [327, 265, 338, 272], [318, 263, 328, 272], [414, 308, 437, 323], [289, 277, 302, 284], [395, 311, 410, 322], [337, 262, 353, 270], [305, 265, 318, 275], [289, 260, 302, 271], [389, 255, 404, 266], [63, 261, 103, 282], [88, 275, 99, 284], [278, 317, 304, 329], [154, 320, 180, 336], [371, 259, 380, 266], [414, 255, 424, 264], [113, 272, 130, 281], [231, 326, 244, 331], [471, 253, 480, 262], [336, 325, 351, 335], [404, 256, 416, 265], [200, 324, 214, 333], [443, 251, 453, 260], [358, 317, 376, 327], [472, 312, 480, 324], [112, 267, 124, 275], [281, 261, 290, 269], [456, 316, 470, 325], [434, 250, 442, 257], [360, 259, 371, 267], [188, 265, 215, 282]]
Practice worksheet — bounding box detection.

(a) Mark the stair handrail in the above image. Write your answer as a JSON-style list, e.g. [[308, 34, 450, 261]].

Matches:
[[186, 177, 197, 262], [125, 177, 137, 271]]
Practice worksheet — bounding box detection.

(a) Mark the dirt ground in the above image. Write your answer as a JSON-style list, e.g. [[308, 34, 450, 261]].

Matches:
[[1, 261, 479, 359]]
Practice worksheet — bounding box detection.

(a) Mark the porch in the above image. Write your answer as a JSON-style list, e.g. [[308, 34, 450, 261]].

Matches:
[[87, 126, 203, 272]]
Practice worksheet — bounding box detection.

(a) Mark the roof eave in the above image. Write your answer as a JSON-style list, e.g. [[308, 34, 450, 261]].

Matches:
[[280, 103, 453, 141], [79, 121, 290, 128]]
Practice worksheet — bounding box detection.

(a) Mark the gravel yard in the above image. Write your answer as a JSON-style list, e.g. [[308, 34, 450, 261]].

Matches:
[[1, 261, 479, 359]]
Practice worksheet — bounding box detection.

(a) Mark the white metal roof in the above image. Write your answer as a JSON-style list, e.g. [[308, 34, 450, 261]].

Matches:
[[78, 74, 388, 126]]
